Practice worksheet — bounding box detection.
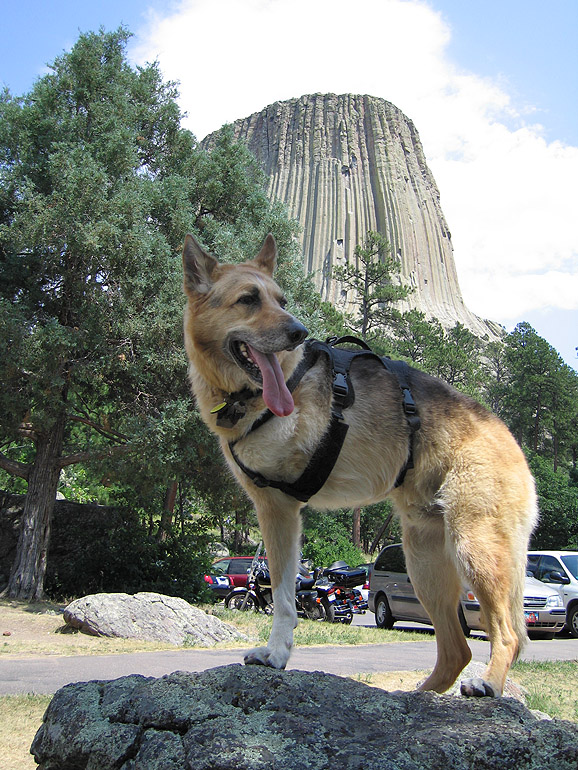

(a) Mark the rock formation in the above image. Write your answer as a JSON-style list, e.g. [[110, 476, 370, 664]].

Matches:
[[32, 665, 578, 769], [63, 593, 248, 646], [203, 93, 498, 338]]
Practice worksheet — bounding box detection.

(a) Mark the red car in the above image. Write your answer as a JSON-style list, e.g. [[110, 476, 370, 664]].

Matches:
[[211, 556, 268, 588]]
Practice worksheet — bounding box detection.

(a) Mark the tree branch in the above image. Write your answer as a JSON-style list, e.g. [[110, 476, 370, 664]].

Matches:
[[68, 414, 130, 443], [0, 450, 30, 480], [58, 443, 130, 469]]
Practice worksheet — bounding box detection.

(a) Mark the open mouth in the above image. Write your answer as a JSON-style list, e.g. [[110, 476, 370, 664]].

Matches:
[[229, 340, 295, 417], [231, 341, 263, 383]]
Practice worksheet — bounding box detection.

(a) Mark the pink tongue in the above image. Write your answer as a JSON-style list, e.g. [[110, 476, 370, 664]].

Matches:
[[247, 344, 294, 417]]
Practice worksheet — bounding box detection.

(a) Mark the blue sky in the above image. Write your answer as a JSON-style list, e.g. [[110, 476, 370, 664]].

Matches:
[[1, 0, 577, 370]]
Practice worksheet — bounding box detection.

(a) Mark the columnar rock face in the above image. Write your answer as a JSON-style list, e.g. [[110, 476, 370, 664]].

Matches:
[[204, 93, 497, 338]]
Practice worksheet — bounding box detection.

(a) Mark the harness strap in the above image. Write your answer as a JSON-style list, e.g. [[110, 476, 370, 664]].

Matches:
[[228, 337, 420, 502], [229, 418, 349, 503]]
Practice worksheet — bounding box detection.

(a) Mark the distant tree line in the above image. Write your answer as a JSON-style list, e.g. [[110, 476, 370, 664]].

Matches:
[[0, 28, 576, 603]]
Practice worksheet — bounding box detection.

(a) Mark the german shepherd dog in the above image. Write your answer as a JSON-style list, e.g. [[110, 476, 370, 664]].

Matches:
[[182, 233, 538, 697]]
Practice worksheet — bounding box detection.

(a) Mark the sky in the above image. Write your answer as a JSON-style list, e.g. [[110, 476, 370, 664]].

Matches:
[[1, 0, 577, 370]]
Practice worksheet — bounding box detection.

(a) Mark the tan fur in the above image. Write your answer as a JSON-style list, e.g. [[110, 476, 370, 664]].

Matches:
[[182, 234, 538, 696]]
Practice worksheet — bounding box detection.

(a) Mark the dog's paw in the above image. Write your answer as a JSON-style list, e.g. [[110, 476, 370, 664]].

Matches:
[[460, 677, 497, 697], [244, 645, 288, 670]]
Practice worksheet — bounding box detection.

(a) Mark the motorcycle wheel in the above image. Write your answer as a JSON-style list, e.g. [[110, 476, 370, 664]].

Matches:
[[225, 591, 258, 612], [304, 603, 326, 621], [321, 597, 336, 623]]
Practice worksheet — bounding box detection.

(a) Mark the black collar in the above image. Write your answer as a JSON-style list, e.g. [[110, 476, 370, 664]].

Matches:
[[211, 342, 320, 430]]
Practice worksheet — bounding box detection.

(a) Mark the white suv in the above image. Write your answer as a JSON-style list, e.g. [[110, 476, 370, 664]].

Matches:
[[527, 551, 578, 637]]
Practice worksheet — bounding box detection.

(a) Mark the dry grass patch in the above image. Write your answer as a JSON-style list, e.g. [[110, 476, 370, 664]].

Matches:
[[351, 670, 428, 691], [0, 599, 188, 658], [0, 694, 52, 770]]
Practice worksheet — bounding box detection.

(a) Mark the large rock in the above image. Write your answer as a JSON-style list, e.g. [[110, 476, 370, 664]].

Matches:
[[63, 592, 247, 646], [32, 665, 578, 770]]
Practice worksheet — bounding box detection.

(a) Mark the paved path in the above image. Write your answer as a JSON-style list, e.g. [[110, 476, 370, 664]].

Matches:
[[1, 634, 576, 695]]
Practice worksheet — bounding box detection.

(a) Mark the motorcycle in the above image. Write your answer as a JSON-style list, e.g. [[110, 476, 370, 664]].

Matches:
[[295, 565, 336, 621], [224, 544, 273, 613], [319, 561, 369, 624], [224, 545, 335, 621]]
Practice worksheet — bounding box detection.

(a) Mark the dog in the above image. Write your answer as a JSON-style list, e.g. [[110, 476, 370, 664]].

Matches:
[[182, 233, 538, 697]]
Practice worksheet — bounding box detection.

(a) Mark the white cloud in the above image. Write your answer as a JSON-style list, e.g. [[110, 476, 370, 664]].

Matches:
[[133, 0, 578, 328]]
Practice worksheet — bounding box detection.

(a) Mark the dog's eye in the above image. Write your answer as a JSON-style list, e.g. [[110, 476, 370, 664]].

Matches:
[[236, 292, 259, 306], [279, 296, 288, 309]]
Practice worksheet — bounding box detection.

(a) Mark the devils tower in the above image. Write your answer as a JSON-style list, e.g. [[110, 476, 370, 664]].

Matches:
[[203, 93, 496, 338]]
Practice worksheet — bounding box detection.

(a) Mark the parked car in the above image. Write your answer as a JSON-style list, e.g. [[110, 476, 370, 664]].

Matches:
[[211, 555, 268, 587], [203, 573, 232, 600], [527, 550, 578, 637], [368, 543, 566, 638]]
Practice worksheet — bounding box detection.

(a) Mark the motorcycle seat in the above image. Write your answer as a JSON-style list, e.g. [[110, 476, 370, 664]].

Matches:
[[297, 577, 315, 590]]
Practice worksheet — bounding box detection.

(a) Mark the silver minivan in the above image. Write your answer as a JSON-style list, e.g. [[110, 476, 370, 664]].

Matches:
[[527, 551, 578, 637], [368, 543, 566, 638]]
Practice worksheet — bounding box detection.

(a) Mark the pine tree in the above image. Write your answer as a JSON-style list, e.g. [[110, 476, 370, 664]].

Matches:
[[0, 28, 323, 599], [332, 230, 411, 343]]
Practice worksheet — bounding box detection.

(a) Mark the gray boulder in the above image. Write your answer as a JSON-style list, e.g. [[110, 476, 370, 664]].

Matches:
[[32, 665, 578, 770], [63, 592, 247, 646]]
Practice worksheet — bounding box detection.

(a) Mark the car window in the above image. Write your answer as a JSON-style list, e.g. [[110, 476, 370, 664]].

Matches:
[[212, 559, 230, 575], [374, 546, 406, 573], [536, 555, 564, 582], [561, 554, 578, 580], [526, 554, 540, 576], [232, 559, 252, 574]]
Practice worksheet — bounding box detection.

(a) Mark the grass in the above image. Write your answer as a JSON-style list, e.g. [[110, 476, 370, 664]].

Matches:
[[511, 660, 578, 722], [0, 694, 52, 770], [208, 605, 428, 648]]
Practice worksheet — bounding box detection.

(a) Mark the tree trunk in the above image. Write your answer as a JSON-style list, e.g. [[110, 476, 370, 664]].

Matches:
[[369, 510, 395, 555], [5, 413, 66, 601], [157, 479, 178, 541], [352, 507, 361, 548]]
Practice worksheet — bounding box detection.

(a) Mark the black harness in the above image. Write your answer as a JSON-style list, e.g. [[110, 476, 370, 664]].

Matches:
[[215, 336, 421, 503]]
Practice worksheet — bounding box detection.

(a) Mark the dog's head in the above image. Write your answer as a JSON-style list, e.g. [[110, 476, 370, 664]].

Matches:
[[183, 234, 308, 416]]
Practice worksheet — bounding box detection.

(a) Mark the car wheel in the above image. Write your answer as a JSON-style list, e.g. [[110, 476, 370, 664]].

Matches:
[[375, 595, 394, 629], [567, 604, 578, 638]]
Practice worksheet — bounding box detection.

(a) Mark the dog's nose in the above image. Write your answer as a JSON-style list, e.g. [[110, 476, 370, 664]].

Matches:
[[287, 320, 308, 346]]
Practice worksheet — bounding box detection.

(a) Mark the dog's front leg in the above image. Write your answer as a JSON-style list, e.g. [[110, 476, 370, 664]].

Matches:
[[244, 490, 302, 670]]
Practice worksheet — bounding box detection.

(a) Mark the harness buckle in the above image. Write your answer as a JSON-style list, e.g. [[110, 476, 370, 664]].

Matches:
[[333, 372, 349, 399], [402, 389, 417, 415]]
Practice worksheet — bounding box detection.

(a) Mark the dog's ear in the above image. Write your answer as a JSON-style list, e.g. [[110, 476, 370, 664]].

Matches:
[[182, 234, 218, 294], [253, 233, 277, 276]]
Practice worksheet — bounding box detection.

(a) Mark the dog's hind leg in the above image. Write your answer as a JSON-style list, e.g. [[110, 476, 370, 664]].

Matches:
[[450, 527, 526, 698], [402, 518, 472, 694], [244, 490, 302, 670]]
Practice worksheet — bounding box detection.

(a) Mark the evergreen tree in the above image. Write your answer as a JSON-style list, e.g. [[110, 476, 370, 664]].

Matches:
[[0, 28, 322, 599], [503, 323, 578, 467], [333, 230, 411, 344]]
